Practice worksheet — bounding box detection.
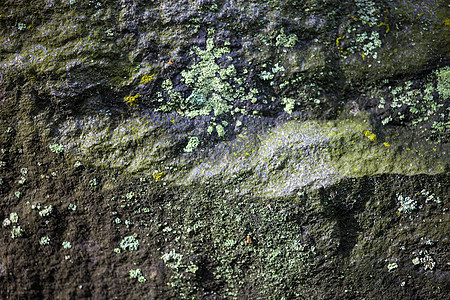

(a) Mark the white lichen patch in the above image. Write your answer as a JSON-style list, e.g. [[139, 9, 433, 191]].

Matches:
[[11, 226, 24, 239], [40, 236, 50, 245], [397, 194, 417, 214], [120, 235, 139, 251]]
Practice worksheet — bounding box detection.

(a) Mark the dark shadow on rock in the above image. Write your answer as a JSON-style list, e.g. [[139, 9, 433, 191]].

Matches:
[[319, 176, 375, 258]]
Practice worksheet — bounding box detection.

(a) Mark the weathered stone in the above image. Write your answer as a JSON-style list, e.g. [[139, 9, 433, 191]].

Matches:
[[0, 0, 448, 299]]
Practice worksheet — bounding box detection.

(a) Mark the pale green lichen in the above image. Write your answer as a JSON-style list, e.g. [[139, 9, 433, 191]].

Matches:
[[387, 262, 398, 271], [338, 0, 384, 59], [129, 269, 146, 283], [158, 79, 183, 112], [161, 249, 184, 271], [18, 176, 26, 185], [184, 137, 200, 153], [125, 192, 135, 200], [174, 28, 234, 117], [272, 63, 285, 73], [216, 124, 225, 137], [11, 226, 23, 239], [158, 28, 261, 119], [40, 236, 50, 245], [379, 69, 449, 140], [436, 66, 450, 100], [39, 205, 53, 217], [9, 212, 18, 223], [259, 70, 274, 81], [2, 218, 11, 227], [68, 203, 77, 211], [89, 178, 98, 186], [412, 250, 435, 270], [275, 28, 298, 48], [397, 194, 417, 214], [49, 144, 65, 153], [282, 98, 296, 114], [20, 168, 28, 176], [17, 23, 26, 31], [120, 235, 139, 251]]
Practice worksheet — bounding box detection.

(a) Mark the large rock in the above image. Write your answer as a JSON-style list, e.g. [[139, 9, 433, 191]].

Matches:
[[0, 0, 448, 298]]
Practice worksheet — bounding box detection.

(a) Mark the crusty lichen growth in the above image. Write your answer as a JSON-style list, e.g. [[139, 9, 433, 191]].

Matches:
[[157, 28, 259, 118], [123, 94, 142, 107], [377, 67, 449, 142], [140, 74, 156, 85], [436, 66, 450, 100], [183, 137, 200, 153]]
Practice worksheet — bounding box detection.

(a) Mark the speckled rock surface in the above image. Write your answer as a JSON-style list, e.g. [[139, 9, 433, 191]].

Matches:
[[0, 0, 449, 298]]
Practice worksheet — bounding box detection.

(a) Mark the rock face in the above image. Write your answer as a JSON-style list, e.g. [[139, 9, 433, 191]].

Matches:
[[0, 0, 448, 298]]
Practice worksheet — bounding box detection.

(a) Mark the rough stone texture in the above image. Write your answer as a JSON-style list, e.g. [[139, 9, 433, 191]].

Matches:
[[0, 0, 449, 299]]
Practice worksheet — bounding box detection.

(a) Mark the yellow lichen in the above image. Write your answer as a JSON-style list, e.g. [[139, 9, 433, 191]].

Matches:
[[336, 36, 348, 55], [376, 22, 390, 33], [364, 131, 376, 141], [336, 36, 344, 47], [123, 94, 142, 107], [152, 171, 164, 181], [140, 74, 156, 84]]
